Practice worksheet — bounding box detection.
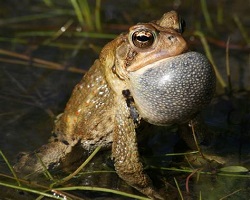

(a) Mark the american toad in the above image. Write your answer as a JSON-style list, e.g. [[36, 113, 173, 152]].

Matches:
[[14, 11, 216, 199]]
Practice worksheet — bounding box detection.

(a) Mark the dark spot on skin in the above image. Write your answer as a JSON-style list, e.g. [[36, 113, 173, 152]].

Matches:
[[122, 89, 131, 97], [122, 89, 140, 126], [62, 140, 69, 145], [107, 116, 112, 123], [52, 132, 57, 138], [55, 128, 61, 133]]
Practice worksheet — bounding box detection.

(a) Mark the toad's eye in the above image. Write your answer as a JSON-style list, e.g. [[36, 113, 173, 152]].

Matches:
[[131, 30, 155, 48], [178, 16, 186, 33]]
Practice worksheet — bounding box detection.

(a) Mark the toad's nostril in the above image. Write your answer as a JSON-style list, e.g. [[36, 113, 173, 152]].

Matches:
[[167, 35, 175, 41]]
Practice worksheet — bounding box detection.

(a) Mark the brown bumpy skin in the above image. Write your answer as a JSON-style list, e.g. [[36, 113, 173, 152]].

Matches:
[[113, 100, 164, 199], [14, 11, 216, 200]]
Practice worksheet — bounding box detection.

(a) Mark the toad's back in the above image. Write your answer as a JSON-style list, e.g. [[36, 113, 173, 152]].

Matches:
[[53, 60, 115, 150]]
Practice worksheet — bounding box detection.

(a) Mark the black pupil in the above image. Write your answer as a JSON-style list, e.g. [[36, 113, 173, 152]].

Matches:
[[137, 35, 150, 42], [132, 30, 154, 48]]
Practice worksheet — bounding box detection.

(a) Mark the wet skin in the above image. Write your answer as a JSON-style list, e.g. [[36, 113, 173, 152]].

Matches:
[[14, 11, 216, 199]]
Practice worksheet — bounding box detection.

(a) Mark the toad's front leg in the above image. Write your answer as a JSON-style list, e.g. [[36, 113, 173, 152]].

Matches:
[[112, 101, 165, 200]]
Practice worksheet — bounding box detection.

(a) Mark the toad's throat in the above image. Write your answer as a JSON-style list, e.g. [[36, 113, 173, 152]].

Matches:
[[128, 51, 216, 125]]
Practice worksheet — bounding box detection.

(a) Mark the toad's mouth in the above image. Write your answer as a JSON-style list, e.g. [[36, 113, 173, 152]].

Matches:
[[127, 48, 188, 72]]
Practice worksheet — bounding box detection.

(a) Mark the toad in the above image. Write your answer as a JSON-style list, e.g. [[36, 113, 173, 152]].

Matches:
[[14, 11, 216, 199]]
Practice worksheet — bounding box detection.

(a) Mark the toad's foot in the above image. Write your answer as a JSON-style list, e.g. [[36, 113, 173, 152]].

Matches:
[[14, 138, 78, 175]]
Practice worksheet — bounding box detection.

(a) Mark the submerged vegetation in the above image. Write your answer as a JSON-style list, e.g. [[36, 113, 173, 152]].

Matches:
[[0, 0, 249, 199]]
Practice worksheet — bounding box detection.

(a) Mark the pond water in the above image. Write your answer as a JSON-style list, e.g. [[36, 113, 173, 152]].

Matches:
[[0, 0, 249, 199]]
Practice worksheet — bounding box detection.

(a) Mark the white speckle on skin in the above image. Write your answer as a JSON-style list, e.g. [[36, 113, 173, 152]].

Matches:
[[77, 108, 82, 114]]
